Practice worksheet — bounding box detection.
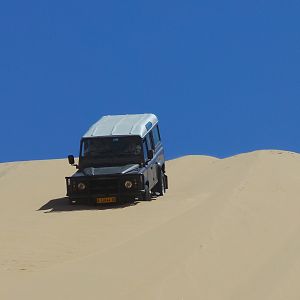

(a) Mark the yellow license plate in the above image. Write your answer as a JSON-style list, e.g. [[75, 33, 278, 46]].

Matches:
[[96, 197, 117, 204]]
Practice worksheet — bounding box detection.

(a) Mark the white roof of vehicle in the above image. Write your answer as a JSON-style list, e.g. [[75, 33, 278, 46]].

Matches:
[[83, 114, 158, 138]]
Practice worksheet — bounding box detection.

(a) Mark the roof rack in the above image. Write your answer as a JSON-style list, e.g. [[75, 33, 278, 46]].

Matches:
[[83, 114, 158, 138]]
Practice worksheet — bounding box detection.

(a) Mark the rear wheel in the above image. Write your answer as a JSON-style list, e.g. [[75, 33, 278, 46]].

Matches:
[[157, 170, 165, 196], [143, 184, 152, 201]]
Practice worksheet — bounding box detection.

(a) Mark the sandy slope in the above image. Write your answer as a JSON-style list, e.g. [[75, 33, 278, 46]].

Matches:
[[1, 150, 300, 299]]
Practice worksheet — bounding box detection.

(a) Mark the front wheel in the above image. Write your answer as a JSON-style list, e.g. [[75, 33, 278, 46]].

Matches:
[[143, 184, 152, 201]]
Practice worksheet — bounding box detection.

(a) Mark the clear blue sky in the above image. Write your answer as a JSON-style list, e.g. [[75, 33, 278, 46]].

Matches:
[[1, 0, 300, 162]]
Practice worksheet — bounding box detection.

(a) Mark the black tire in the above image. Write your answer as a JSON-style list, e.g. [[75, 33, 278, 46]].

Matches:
[[143, 184, 152, 201], [157, 170, 165, 196]]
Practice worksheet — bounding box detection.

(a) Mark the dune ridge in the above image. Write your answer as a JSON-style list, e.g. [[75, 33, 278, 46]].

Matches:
[[1, 150, 300, 299]]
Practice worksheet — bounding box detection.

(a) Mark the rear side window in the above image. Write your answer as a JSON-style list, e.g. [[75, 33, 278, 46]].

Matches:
[[152, 125, 161, 147], [146, 134, 154, 150]]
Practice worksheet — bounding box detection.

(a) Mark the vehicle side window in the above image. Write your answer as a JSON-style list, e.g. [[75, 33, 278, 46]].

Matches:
[[143, 139, 148, 161], [146, 134, 154, 150], [152, 125, 161, 147], [156, 125, 161, 140]]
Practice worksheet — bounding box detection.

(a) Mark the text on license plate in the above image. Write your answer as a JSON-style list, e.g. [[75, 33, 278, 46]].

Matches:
[[96, 197, 117, 203]]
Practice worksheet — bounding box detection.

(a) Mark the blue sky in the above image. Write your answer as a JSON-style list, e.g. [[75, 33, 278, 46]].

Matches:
[[1, 0, 300, 162]]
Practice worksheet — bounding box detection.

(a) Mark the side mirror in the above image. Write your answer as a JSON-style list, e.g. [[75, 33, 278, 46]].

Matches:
[[68, 155, 75, 165], [148, 149, 154, 160]]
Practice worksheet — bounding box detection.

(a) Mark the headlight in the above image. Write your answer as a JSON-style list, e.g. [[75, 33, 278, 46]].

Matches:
[[78, 182, 86, 190], [124, 180, 133, 189]]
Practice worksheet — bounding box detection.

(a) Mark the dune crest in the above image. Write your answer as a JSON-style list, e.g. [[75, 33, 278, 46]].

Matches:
[[1, 150, 300, 299]]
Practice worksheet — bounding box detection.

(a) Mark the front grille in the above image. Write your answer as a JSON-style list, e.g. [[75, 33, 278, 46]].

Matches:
[[89, 178, 119, 194]]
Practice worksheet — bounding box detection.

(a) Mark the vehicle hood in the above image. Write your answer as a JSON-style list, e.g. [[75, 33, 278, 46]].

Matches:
[[72, 164, 140, 177]]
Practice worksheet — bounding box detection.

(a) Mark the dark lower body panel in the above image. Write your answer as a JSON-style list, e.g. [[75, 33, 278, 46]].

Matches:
[[68, 191, 144, 205]]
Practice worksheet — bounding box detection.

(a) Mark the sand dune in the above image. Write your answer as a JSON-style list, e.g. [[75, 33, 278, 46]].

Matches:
[[1, 150, 300, 299]]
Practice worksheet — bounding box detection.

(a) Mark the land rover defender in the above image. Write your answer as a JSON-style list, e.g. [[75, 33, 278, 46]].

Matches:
[[66, 114, 168, 204]]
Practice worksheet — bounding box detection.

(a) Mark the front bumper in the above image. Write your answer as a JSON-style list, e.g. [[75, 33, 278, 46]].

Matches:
[[68, 191, 144, 203]]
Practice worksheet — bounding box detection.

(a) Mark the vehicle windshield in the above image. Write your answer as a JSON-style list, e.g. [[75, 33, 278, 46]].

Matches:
[[79, 136, 142, 167]]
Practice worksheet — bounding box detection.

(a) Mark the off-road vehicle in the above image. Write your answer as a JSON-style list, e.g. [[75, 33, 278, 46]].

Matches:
[[66, 114, 168, 204]]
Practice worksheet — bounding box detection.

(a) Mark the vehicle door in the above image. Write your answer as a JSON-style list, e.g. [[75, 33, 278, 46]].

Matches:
[[142, 134, 156, 189], [150, 125, 164, 180]]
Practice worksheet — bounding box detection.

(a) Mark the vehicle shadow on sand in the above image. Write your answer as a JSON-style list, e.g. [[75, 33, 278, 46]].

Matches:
[[38, 197, 139, 213]]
